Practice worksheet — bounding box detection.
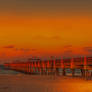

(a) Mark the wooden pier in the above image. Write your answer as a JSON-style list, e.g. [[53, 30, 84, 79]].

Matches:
[[4, 57, 92, 79]]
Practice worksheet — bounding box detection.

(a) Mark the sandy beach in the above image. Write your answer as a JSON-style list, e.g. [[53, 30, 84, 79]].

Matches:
[[0, 74, 92, 92]]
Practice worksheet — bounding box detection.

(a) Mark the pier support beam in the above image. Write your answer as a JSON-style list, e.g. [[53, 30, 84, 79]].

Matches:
[[81, 69, 89, 79], [71, 69, 75, 77], [61, 59, 66, 76], [83, 57, 88, 79], [71, 58, 75, 77], [62, 68, 66, 76], [56, 68, 60, 76]]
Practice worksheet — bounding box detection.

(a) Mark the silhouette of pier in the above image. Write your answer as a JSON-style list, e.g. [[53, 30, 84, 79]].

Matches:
[[4, 57, 92, 79]]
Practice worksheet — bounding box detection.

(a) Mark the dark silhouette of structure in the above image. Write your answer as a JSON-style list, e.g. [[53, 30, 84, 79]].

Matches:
[[4, 57, 92, 79]]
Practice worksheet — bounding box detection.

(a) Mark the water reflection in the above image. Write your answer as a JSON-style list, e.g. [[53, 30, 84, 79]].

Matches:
[[0, 68, 92, 92]]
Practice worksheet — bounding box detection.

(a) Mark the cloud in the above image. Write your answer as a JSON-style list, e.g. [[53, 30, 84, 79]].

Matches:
[[33, 35, 61, 40], [15, 48, 37, 52], [64, 45, 72, 48], [51, 36, 61, 40], [63, 50, 73, 57], [3, 45, 15, 49], [31, 49, 37, 51], [83, 47, 92, 53], [63, 45, 73, 56], [15, 48, 30, 52], [64, 50, 72, 54]]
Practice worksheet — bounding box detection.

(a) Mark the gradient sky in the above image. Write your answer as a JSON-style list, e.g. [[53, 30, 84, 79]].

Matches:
[[0, 0, 92, 63]]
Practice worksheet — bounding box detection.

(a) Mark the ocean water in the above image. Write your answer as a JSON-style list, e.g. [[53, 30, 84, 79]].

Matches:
[[0, 68, 92, 92], [0, 68, 20, 75], [0, 66, 86, 92], [0, 68, 63, 92]]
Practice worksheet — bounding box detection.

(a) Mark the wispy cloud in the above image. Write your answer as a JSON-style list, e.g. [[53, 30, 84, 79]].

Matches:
[[64, 50, 72, 54], [31, 49, 37, 51], [15, 48, 30, 52], [33, 35, 61, 40], [64, 45, 72, 48], [83, 47, 92, 53], [15, 48, 37, 52], [63, 50, 73, 57], [3, 45, 15, 49], [51, 36, 61, 40]]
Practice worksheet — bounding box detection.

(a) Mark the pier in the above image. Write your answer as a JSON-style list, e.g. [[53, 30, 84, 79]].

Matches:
[[4, 57, 92, 79]]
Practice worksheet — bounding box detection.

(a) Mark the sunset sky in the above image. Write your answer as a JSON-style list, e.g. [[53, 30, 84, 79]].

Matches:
[[0, 0, 92, 63]]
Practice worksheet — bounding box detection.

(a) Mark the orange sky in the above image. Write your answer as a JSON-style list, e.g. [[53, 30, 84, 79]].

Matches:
[[0, 0, 92, 63], [0, 13, 92, 62]]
